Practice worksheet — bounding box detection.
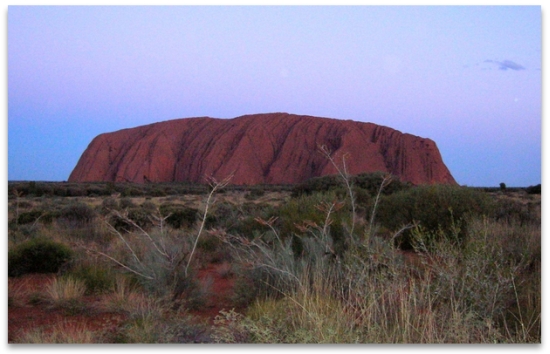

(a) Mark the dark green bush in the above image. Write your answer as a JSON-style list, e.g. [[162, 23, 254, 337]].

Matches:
[[376, 185, 494, 249], [13, 208, 57, 226], [121, 187, 143, 197], [141, 200, 157, 212], [291, 175, 342, 197], [228, 216, 270, 239], [149, 187, 167, 197], [8, 238, 74, 277], [130, 208, 154, 229], [66, 262, 116, 295], [230, 266, 287, 308], [14, 201, 33, 210], [119, 197, 136, 209], [277, 192, 348, 240], [16, 210, 44, 225], [86, 186, 109, 197], [493, 199, 539, 226], [526, 184, 541, 194], [27, 182, 54, 197], [291, 172, 412, 198], [100, 197, 119, 214], [245, 188, 266, 200], [59, 202, 96, 224], [108, 207, 154, 232], [207, 202, 272, 236], [353, 172, 412, 196], [159, 204, 198, 229], [197, 233, 222, 253], [66, 187, 86, 197]]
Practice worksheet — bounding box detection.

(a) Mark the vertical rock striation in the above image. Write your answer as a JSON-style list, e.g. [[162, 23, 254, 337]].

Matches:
[[68, 113, 457, 185]]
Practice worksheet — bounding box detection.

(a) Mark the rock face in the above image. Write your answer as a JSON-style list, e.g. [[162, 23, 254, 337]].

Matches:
[[68, 113, 457, 185]]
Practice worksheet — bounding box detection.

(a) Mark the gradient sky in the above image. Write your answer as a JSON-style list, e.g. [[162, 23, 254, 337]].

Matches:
[[7, 5, 541, 187]]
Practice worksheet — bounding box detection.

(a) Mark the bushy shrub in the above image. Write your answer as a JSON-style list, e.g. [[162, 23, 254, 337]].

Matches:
[[276, 192, 348, 240], [100, 197, 119, 214], [27, 182, 54, 197], [291, 172, 411, 198], [291, 175, 342, 197], [376, 185, 494, 249], [122, 187, 143, 197], [9, 238, 74, 277], [493, 198, 539, 226], [15, 210, 44, 225], [230, 266, 286, 308], [59, 202, 96, 224], [66, 261, 116, 295], [159, 204, 198, 229], [245, 188, 266, 200], [66, 187, 86, 197], [526, 184, 541, 195], [353, 172, 412, 196], [119, 197, 136, 209], [141, 200, 157, 212], [83, 186, 101, 197], [108, 207, 154, 233], [227, 216, 270, 239]]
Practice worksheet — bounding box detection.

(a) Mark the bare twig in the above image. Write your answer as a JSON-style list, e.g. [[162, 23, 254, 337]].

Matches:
[[255, 216, 284, 249], [111, 209, 170, 260], [183, 174, 233, 277], [367, 174, 392, 238], [92, 249, 154, 280], [319, 145, 357, 238], [104, 216, 146, 269]]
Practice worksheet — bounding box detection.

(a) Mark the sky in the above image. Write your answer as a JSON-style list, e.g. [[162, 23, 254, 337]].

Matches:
[[6, 4, 542, 187]]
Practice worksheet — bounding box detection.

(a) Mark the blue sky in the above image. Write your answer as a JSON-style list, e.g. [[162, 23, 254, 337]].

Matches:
[[6, 4, 542, 186]]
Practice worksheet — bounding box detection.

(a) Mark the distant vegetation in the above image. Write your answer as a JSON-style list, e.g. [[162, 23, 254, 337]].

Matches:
[[8, 174, 540, 343]]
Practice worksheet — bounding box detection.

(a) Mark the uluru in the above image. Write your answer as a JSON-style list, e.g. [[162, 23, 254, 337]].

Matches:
[[68, 113, 457, 186]]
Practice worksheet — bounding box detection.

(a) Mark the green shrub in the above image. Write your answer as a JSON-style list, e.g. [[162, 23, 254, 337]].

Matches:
[[376, 185, 494, 249], [100, 197, 119, 214], [228, 216, 270, 239], [141, 200, 157, 212], [122, 187, 143, 197], [59, 202, 96, 224], [493, 198, 539, 226], [353, 172, 412, 196], [16, 210, 44, 225], [291, 175, 342, 197], [66, 187, 86, 197], [9, 238, 74, 277], [66, 261, 116, 295], [526, 184, 541, 195], [245, 188, 266, 200], [14, 200, 33, 209], [16, 209, 58, 226], [108, 207, 154, 233], [291, 172, 411, 198], [277, 192, 347, 240], [119, 197, 136, 209], [159, 204, 198, 229], [85, 186, 108, 197], [128, 208, 154, 229], [230, 266, 288, 308]]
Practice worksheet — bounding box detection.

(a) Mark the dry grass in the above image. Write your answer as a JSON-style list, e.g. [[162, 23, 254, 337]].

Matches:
[[8, 277, 30, 308], [16, 321, 98, 343], [46, 276, 87, 302], [103, 275, 146, 314]]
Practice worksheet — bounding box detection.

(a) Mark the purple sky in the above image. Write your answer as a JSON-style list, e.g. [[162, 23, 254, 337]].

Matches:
[[7, 5, 541, 186]]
